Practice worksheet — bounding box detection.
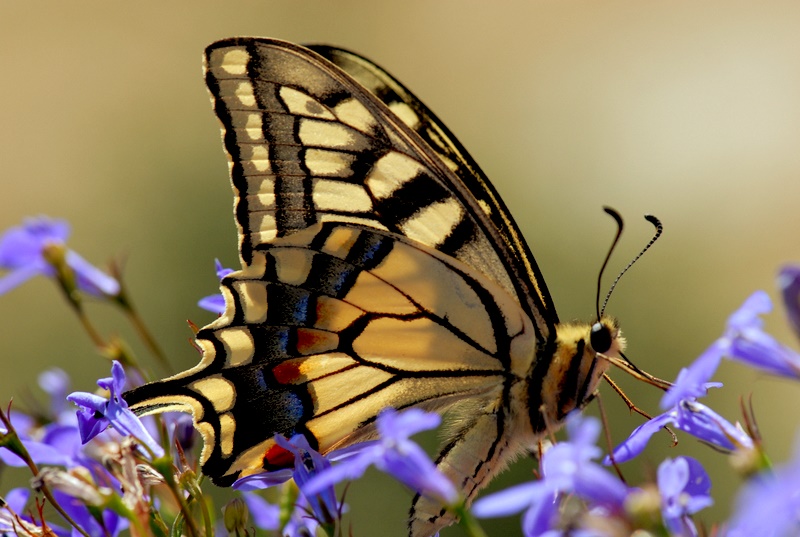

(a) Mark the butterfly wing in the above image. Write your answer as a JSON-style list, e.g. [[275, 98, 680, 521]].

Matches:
[[203, 38, 555, 340], [124, 37, 559, 536], [306, 44, 559, 328]]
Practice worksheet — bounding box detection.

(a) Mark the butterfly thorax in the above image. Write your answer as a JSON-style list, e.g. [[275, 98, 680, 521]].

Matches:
[[525, 318, 623, 436]]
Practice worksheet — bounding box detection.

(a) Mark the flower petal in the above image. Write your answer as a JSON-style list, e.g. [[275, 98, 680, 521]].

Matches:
[[606, 413, 674, 464]]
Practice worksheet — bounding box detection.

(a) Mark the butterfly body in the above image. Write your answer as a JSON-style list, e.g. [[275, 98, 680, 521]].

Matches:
[[124, 38, 625, 536]]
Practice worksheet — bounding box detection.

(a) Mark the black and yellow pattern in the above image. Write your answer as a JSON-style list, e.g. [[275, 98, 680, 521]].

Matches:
[[124, 38, 625, 537]]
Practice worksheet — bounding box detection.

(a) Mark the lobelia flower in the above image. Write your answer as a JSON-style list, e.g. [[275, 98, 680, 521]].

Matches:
[[38, 367, 72, 419], [304, 408, 458, 506], [608, 399, 753, 464], [197, 259, 233, 314], [474, 414, 629, 537], [235, 434, 341, 526], [657, 456, 712, 536], [779, 265, 800, 339], [608, 294, 768, 465], [0, 216, 119, 297], [681, 290, 800, 382], [66, 361, 164, 458], [725, 437, 800, 537], [0, 488, 40, 535], [240, 490, 323, 537]]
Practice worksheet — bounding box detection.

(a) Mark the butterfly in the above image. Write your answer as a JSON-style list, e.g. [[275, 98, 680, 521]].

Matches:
[[124, 38, 641, 536]]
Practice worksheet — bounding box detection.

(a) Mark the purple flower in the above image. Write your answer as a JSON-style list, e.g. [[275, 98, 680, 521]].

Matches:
[[67, 361, 163, 458], [53, 488, 126, 537], [660, 341, 724, 410], [239, 492, 280, 531], [658, 457, 712, 536], [724, 291, 800, 379], [474, 414, 628, 537], [0, 216, 119, 296], [236, 434, 340, 524], [662, 291, 800, 408], [726, 439, 800, 537], [0, 411, 76, 468], [779, 265, 800, 339], [688, 291, 800, 381], [39, 367, 71, 418], [608, 400, 753, 464], [304, 408, 458, 505], [197, 259, 233, 314]]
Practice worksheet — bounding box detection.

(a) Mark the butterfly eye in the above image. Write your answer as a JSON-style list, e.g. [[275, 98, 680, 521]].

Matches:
[[590, 322, 612, 354]]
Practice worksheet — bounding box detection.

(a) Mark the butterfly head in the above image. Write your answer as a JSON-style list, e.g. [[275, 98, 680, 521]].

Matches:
[[529, 317, 625, 432]]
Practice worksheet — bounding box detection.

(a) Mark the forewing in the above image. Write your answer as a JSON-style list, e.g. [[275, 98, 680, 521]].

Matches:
[[204, 37, 554, 340], [307, 44, 558, 325]]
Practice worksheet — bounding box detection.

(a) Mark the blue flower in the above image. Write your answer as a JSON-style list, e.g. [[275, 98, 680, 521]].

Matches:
[[38, 367, 71, 418], [726, 438, 800, 537], [660, 340, 724, 410], [778, 265, 800, 339], [304, 408, 458, 506], [657, 456, 712, 536], [608, 400, 752, 464], [197, 259, 233, 314], [0, 216, 119, 296], [66, 361, 163, 458], [239, 492, 280, 531], [474, 414, 628, 537]]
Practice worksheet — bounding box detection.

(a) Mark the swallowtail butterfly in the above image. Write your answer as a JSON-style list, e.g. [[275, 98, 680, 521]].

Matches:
[[125, 38, 637, 536]]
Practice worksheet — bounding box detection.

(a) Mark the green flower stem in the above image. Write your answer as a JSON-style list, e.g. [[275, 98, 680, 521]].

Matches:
[[278, 481, 301, 533], [105, 494, 150, 537], [453, 503, 488, 537], [111, 264, 171, 374], [181, 469, 214, 537], [151, 457, 201, 537]]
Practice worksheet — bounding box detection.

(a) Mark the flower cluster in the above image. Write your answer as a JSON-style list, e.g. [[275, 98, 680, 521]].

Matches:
[[2, 215, 800, 537]]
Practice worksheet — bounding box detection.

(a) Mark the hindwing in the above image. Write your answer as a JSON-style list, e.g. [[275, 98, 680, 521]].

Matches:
[[126, 223, 536, 486]]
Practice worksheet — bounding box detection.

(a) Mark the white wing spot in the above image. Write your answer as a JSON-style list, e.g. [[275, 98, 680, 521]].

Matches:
[[231, 280, 268, 324], [400, 197, 464, 246], [216, 327, 256, 366], [305, 148, 354, 177], [478, 199, 492, 217], [365, 152, 423, 199], [189, 376, 236, 413], [388, 101, 420, 129], [245, 113, 264, 141], [334, 98, 377, 133], [249, 212, 278, 245], [245, 145, 271, 172], [219, 412, 236, 457], [219, 48, 249, 75], [299, 119, 356, 148], [279, 87, 335, 119], [313, 178, 372, 212], [273, 248, 313, 286], [235, 81, 257, 107]]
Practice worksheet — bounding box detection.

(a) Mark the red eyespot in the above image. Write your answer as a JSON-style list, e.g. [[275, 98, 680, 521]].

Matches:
[[273, 362, 301, 384], [263, 443, 293, 469]]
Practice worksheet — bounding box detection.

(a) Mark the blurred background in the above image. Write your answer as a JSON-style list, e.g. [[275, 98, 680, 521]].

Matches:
[[2, 1, 800, 534]]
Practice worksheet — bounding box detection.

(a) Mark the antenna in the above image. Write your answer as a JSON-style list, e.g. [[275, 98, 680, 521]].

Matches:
[[595, 207, 624, 321], [599, 214, 663, 317]]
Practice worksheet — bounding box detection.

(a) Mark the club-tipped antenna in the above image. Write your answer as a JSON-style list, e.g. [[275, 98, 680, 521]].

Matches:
[[600, 214, 663, 317], [595, 207, 625, 321]]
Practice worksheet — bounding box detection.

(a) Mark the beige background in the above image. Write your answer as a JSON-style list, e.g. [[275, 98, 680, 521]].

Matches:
[[2, 2, 800, 535]]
